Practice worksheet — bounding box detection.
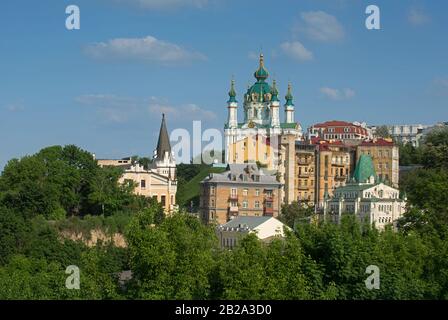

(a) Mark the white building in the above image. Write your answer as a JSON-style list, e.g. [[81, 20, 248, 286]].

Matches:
[[224, 53, 302, 165], [324, 154, 406, 230], [371, 124, 429, 147], [216, 216, 290, 249]]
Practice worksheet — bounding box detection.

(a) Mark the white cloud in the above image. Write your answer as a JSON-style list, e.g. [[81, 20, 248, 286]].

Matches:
[[296, 11, 345, 42], [408, 7, 431, 26], [280, 41, 313, 61], [247, 51, 259, 60], [76, 94, 141, 123], [84, 35, 206, 65], [149, 101, 216, 120], [111, 0, 209, 10], [3, 103, 24, 112], [320, 87, 355, 100], [76, 94, 216, 123]]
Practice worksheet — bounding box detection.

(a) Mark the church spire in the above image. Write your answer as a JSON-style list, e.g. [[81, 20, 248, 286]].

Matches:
[[254, 53, 269, 82], [156, 114, 171, 161], [285, 82, 294, 106], [271, 79, 279, 102], [227, 79, 237, 103]]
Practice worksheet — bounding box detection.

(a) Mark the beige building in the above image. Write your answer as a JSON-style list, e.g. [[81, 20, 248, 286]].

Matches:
[[217, 216, 290, 249], [97, 115, 177, 212], [199, 164, 282, 225], [356, 138, 399, 188], [294, 143, 318, 207], [312, 139, 356, 209]]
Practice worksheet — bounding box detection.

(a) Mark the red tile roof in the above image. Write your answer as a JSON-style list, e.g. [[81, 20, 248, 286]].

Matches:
[[359, 138, 394, 146]]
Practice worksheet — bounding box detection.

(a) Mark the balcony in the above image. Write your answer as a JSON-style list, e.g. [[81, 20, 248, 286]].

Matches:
[[264, 207, 274, 216], [228, 194, 238, 201], [298, 172, 311, 178], [298, 185, 309, 190], [228, 206, 239, 213], [331, 162, 345, 167], [334, 175, 347, 181], [298, 158, 313, 165]]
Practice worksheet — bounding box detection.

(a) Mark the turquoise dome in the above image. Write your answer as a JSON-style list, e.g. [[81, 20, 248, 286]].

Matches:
[[253, 53, 269, 81]]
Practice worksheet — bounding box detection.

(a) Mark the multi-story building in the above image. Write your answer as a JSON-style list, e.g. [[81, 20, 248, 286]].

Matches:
[[311, 139, 357, 209], [307, 120, 372, 143], [216, 216, 289, 249], [294, 142, 318, 207], [324, 154, 406, 230], [97, 115, 177, 212], [356, 138, 399, 188], [199, 163, 282, 225]]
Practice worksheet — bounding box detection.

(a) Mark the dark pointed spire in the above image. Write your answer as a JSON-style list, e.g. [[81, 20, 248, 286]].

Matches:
[[156, 114, 171, 160]]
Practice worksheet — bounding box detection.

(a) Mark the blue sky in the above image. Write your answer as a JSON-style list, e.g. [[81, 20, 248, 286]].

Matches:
[[1, 0, 447, 169]]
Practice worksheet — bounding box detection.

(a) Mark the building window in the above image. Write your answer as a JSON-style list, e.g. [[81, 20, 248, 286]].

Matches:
[[211, 199, 215, 207], [211, 186, 215, 195], [255, 201, 260, 208], [243, 200, 248, 208], [243, 188, 248, 196], [171, 195, 174, 205], [255, 189, 260, 196], [161, 195, 166, 207], [141, 180, 146, 189], [231, 188, 237, 196]]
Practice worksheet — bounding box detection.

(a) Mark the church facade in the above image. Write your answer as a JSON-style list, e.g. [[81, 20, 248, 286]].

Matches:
[[97, 115, 177, 213], [224, 54, 303, 204]]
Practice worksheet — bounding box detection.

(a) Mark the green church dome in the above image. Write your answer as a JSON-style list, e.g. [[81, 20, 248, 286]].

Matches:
[[246, 53, 273, 102], [253, 53, 269, 81], [353, 155, 377, 183]]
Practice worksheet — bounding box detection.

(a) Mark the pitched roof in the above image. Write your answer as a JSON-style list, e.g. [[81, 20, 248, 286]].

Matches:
[[359, 138, 394, 146], [221, 216, 272, 229], [156, 114, 171, 160], [201, 163, 280, 185], [353, 154, 377, 183]]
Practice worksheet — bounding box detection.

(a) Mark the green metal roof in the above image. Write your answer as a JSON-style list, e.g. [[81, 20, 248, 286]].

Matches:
[[280, 123, 297, 129], [285, 83, 294, 106], [353, 154, 377, 183], [253, 54, 269, 81], [227, 79, 237, 103]]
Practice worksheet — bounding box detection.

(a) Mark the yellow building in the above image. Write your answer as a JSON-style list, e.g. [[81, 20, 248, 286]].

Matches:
[[356, 138, 399, 188]]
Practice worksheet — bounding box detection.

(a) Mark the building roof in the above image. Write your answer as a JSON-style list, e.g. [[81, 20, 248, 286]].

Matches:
[[353, 154, 377, 183], [156, 114, 171, 160], [313, 120, 362, 128], [359, 138, 394, 146], [201, 163, 280, 185], [221, 216, 272, 230]]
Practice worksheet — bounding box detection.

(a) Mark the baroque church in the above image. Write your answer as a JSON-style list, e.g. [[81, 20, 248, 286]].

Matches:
[[224, 53, 303, 203], [97, 115, 177, 213]]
